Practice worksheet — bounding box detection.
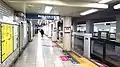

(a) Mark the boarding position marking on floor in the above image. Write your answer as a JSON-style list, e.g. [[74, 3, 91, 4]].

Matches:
[[60, 56, 69, 61], [52, 42, 57, 47], [52, 45, 56, 47]]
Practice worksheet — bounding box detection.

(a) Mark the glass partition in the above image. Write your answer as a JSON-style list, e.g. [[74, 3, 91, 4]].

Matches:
[[73, 35, 84, 55], [93, 32, 98, 37], [91, 38, 104, 59], [91, 38, 120, 67], [93, 31, 109, 39], [109, 33, 116, 40], [99, 31, 109, 39], [105, 41, 120, 67], [101, 32, 108, 39]]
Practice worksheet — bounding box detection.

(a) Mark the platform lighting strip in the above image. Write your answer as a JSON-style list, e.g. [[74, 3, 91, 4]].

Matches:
[[44, 6, 53, 13], [80, 9, 98, 16], [99, 0, 112, 3], [28, 4, 34, 7], [114, 3, 120, 9]]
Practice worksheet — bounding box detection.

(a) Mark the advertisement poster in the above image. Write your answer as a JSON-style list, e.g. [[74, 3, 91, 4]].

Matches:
[[1, 24, 14, 62]]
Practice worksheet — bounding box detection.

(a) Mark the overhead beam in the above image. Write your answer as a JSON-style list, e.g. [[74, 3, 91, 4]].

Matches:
[[3, 0, 108, 8], [73, 9, 120, 22]]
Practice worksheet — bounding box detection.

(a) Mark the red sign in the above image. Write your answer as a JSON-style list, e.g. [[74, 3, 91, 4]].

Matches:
[[60, 56, 69, 61], [66, 28, 70, 30], [64, 27, 71, 33]]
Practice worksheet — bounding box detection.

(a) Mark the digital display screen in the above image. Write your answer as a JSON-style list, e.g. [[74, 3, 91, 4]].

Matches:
[[110, 33, 116, 39], [94, 32, 98, 37], [101, 32, 107, 39]]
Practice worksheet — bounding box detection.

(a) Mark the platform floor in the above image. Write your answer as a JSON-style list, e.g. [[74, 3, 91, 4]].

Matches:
[[12, 33, 80, 67]]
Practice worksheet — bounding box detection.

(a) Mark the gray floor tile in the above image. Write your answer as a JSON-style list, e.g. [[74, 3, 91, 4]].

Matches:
[[12, 33, 78, 67]]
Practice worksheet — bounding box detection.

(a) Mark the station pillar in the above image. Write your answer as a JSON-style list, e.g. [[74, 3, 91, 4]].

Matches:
[[63, 17, 72, 51], [86, 20, 94, 34]]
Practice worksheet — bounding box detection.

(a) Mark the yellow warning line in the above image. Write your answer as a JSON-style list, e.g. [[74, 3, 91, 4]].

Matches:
[[56, 40, 63, 49], [57, 40, 60, 42], [68, 52, 98, 67], [56, 42, 63, 48]]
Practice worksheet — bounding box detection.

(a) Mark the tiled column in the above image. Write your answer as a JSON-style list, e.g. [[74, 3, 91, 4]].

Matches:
[[86, 20, 94, 34], [63, 17, 72, 51]]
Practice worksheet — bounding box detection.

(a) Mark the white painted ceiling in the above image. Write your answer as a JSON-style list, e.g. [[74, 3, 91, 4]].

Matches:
[[3, 0, 114, 16]]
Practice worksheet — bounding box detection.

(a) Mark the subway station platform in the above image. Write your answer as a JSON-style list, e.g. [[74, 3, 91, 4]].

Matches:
[[1, 0, 120, 67], [12, 33, 80, 67]]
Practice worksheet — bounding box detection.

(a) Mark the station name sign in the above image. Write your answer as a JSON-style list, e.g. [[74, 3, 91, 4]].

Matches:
[[26, 13, 59, 20]]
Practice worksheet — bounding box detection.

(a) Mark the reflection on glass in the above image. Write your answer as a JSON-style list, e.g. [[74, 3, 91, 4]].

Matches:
[[106, 43, 120, 67], [91, 38, 120, 67], [93, 41, 104, 58], [101, 32, 107, 39], [110, 33, 116, 40], [93, 32, 98, 37], [73, 35, 84, 55]]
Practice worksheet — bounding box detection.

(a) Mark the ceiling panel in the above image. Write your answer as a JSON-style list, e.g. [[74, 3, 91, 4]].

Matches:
[[6, 0, 100, 3], [3, 1, 90, 16], [59, 0, 100, 3], [51, 6, 89, 16], [5, 0, 118, 3], [3, 0, 115, 17], [26, 4, 45, 13]]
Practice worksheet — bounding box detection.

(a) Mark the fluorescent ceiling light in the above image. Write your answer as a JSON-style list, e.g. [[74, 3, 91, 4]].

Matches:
[[85, 3, 108, 8], [114, 3, 120, 9], [80, 9, 98, 16], [99, 0, 112, 3], [44, 6, 53, 13], [28, 4, 34, 7]]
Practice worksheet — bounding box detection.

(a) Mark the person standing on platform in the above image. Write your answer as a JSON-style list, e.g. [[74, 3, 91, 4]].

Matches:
[[40, 29, 44, 37]]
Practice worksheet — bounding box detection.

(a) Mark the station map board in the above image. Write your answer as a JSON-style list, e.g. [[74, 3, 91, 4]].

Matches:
[[1, 24, 14, 62]]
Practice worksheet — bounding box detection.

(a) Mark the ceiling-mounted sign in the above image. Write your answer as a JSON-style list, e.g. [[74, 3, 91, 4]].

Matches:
[[64, 27, 71, 33], [26, 13, 60, 20]]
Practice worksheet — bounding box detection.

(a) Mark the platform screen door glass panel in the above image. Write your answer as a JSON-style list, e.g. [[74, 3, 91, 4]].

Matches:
[[73, 35, 84, 55], [93, 41, 104, 58], [106, 43, 120, 67], [101, 32, 107, 39]]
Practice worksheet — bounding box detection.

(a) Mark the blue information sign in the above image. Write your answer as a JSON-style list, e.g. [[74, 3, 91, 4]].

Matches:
[[26, 13, 59, 20]]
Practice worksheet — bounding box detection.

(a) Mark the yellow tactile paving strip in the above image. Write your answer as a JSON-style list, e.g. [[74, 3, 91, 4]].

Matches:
[[56, 40, 97, 67], [56, 40, 63, 49], [68, 52, 98, 67]]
